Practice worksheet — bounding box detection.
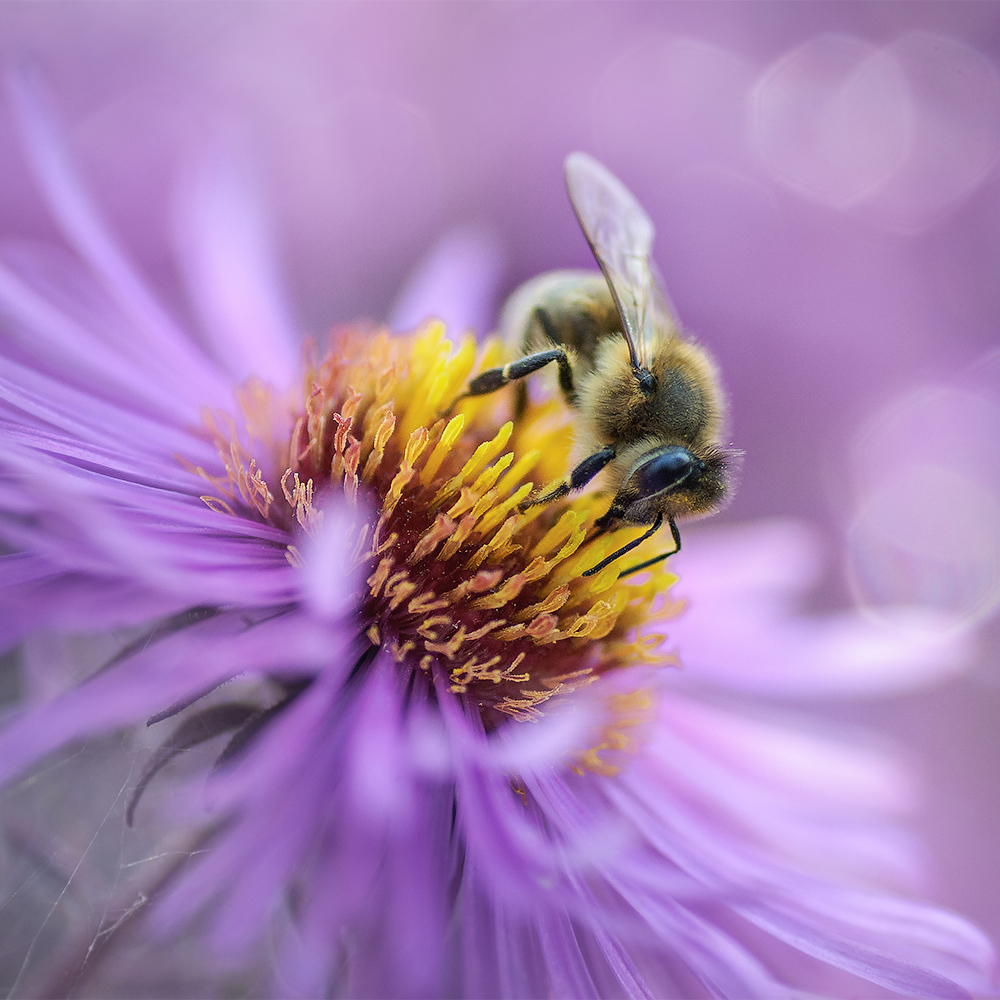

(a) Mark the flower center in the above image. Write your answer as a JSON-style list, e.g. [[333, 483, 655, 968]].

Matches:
[[196, 324, 680, 728]]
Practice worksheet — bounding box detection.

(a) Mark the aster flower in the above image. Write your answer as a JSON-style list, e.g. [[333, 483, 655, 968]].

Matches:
[[0, 79, 996, 1000]]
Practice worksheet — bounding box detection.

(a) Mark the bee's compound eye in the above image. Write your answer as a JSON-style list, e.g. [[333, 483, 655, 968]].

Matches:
[[638, 447, 703, 496]]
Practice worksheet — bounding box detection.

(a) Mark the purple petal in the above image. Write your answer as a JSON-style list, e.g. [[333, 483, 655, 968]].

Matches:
[[389, 225, 506, 336], [0, 610, 328, 786], [669, 519, 974, 697], [297, 499, 370, 623], [0, 445, 295, 605], [152, 642, 356, 944], [0, 251, 209, 422], [174, 142, 301, 390], [0, 553, 187, 654], [0, 352, 220, 467], [6, 69, 231, 408]]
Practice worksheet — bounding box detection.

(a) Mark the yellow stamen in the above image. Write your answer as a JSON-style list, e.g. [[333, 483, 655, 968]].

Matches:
[[191, 324, 683, 727]]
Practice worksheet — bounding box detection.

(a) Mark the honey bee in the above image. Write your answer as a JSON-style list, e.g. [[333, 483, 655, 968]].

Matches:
[[461, 152, 733, 577]]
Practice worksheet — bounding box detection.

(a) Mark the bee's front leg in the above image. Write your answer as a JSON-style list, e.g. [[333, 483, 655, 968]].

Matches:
[[616, 516, 682, 578], [519, 446, 616, 511], [582, 513, 670, 578]]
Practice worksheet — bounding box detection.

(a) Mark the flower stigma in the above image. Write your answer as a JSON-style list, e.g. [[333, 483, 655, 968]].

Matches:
[[193, 324, 681, 732]]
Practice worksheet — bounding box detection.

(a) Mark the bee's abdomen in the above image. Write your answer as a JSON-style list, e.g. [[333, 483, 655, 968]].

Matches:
[[500, 270, 619, 366]]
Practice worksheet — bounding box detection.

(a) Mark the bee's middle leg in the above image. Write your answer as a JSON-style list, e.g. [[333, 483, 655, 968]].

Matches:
[[519, 446, 616, 511]]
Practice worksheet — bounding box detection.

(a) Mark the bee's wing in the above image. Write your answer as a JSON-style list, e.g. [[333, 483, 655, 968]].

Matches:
[[564, 152, 673, 369], [648, 259, 683, 341]]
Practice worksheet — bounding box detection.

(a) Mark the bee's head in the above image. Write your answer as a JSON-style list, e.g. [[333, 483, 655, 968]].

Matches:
[[606, 445, 728, 526], [635, 445, 701, 494]]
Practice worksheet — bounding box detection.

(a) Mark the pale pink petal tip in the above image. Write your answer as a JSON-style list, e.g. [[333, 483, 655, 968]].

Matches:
[[669, 518, 974, 697]]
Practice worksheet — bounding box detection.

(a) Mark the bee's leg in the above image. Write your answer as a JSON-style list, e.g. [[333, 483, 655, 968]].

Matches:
[[464, 347, 574, 398], [513, 379, 529, 420], [594, 503, 626, 533], [582, 514, 666, 578], [519, 446, 616, 511], [532, 308, 577, 406], [448, 335, 578, 417], [617, 516, 681, 579], [515, 307, 570, 419]]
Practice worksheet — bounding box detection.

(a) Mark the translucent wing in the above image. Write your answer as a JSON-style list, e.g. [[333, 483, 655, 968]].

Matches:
[[564, 152, 672, 370]]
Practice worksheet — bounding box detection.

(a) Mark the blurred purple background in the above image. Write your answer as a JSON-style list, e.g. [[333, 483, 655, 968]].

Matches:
[[1, 0, 999, 957]]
